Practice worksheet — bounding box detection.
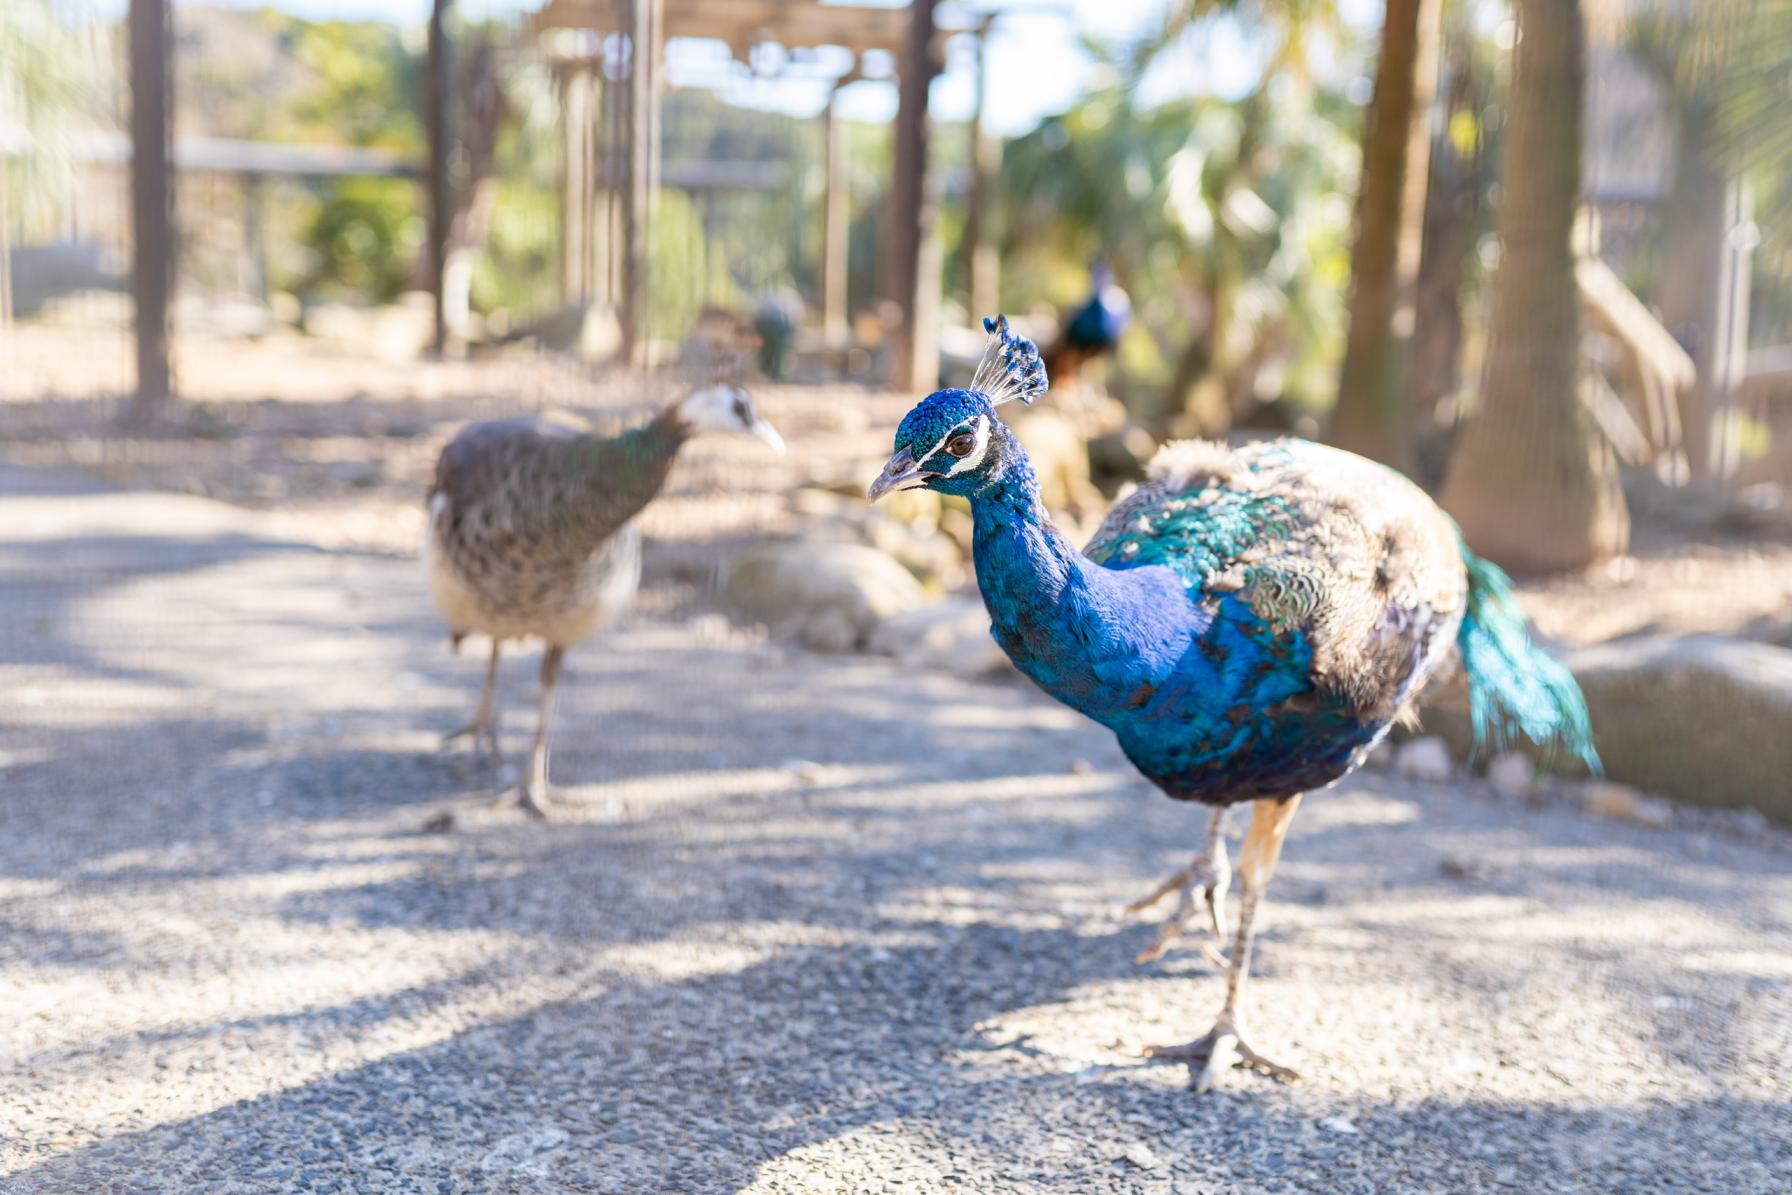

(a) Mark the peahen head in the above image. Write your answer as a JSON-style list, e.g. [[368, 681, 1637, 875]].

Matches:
[[868, 315, 1046, 503], [675, 384, 786, 454]]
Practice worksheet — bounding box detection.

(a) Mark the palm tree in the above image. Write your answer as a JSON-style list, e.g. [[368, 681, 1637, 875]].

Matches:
[[1326, 0, 1441, 472], [1441, 0, 1628, 573]]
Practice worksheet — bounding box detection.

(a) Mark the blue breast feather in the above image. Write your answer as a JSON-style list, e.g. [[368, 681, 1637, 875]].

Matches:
[[974, 471, 1380, 805]]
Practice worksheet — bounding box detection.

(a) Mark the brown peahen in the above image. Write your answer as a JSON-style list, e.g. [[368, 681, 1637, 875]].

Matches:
[[425, 385, 783, 816]]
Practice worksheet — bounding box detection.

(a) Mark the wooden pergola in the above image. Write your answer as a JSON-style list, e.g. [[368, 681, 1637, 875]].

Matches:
[[529, 0, 953, 388]]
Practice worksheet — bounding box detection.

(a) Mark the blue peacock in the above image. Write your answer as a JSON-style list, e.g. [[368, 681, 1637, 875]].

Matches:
[[869, 316, 1596, 1092]]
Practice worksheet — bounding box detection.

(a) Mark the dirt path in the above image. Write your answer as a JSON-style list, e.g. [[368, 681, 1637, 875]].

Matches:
[[2, 458, 1789, 1194]]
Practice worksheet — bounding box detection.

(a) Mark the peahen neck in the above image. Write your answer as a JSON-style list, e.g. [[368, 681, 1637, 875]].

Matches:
[[567, 405, 690, 540], [967, 431, 1206, 722]]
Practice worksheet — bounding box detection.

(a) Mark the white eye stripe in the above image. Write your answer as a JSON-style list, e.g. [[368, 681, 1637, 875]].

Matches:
[[944, 415, 990, 475], [917, 419, 989, 472]]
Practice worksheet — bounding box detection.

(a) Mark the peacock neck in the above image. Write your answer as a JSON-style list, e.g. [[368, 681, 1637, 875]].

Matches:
[[968, 450, 1204, 722]]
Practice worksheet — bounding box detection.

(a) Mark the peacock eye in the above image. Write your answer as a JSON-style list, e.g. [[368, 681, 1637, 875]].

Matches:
[[945, 432, 977, 458]]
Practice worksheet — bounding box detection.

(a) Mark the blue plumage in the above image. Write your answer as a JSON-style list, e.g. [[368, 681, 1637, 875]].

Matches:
[[866, 314, 1600, 1090], [871, 318, 1597, 807]]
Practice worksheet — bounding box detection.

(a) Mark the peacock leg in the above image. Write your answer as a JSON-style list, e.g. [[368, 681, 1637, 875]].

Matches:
[[513, 645, 564, 819], [1145, 793, 1302, 1092], [442, 639, 503, 764], [1128, 805, 1232, 965]]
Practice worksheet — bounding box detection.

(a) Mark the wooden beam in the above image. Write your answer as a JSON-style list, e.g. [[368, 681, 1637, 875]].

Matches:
[[129, 0, 174, 422], [426, 0, 454, 355], [534, 0, 906, 55], [886, 0, 942, 394]]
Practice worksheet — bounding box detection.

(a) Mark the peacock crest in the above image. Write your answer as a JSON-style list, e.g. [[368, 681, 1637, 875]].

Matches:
[[968, 314, 1049, 408]]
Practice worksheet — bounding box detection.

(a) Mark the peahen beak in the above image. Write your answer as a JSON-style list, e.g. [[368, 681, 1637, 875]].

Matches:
[[748, 418, 786, 456], [867, 447, 934, 503]]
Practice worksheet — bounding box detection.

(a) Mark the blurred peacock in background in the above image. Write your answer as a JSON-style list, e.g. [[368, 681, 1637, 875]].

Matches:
[[1042, 263, 1132, 389], [426, 385, 784, 817], [869, 317, 1595, 1091]]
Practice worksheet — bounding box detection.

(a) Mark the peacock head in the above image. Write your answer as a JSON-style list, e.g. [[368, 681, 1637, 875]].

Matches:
[[867, 315, 1046, 503], [676, 384, 786, 454]]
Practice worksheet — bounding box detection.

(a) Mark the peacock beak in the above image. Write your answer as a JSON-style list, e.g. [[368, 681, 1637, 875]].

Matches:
[[867, 446, 934, 503], [749, 418, 786, 456]]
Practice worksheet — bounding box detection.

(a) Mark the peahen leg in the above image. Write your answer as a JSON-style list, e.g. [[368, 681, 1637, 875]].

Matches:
[[513, 645, 564, 819], [1128, 805, 1232, 965], [442, 639, 503, 764], [1145, 793, 1303, 1092]]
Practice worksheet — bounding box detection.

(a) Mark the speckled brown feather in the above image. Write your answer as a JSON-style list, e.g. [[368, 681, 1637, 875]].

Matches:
[[425, 407, 689, 646]]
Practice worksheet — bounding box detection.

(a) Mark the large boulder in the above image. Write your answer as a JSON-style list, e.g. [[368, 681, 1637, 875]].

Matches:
[[1565, 635, 1792, 822], [1414, 634, 1792, 823], [724, 540, 926, 651], [867, 596, 1011, 675]]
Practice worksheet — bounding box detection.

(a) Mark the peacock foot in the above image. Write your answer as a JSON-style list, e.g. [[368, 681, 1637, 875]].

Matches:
[[1144, 1011, 1300, 1093], [1126, 847, 1232, 966], [441, 719, 502, 767], [505, 780, 551, 820]]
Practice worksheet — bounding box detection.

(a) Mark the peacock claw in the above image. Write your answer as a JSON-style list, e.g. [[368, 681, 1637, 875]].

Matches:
[[1127, 846, 1232, 966], [508, 782, 551, 820], [441, 720, 502, 767], [1144, 1013, 1300, 1092]]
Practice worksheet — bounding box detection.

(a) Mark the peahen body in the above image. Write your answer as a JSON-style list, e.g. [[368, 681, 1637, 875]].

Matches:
[[426, 385, 783, 816], [1043, 264, 1132, 388], [869, 317, 1595, 1091]]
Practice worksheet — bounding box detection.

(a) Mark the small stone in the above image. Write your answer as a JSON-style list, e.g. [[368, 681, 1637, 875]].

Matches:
[[1118, 1142, 1160, 1170], [1318, 1115, 1361, 1136], [1440, 857, 1490, 884], [1581, 781, 1674, 828], [420, 809, 456, 833], [1486, 751, 1534, 797], [1394, 736, 1453, 783], [1068, 759, 1095, 775]]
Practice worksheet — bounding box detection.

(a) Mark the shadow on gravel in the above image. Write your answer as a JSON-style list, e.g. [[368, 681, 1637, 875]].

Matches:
[[6, 910, 1784, 1193]]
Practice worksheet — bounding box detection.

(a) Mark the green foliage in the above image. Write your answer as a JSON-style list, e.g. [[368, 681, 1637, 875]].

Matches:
[[1000, 79, 1359, 419], [0, 0, 97, 235], [298, 176, 421, 302], [286, 19, 423, 151]]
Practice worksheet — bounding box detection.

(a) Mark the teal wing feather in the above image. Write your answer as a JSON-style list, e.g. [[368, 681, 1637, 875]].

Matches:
[[1087, 438, 1469, 723], [1456, 549, 1600, 771]]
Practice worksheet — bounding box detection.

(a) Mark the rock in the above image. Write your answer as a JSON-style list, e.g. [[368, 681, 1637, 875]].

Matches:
[[1317, 1115, 1361, 1136], [867, 597, 1009, 674], [1394, 736, 1453, 783], [725, 540, 925, 652], [1486, 751, 1535, 798], [1117, 1142, 1160, 1170], [420, 809, 456, 834], [1562, 635, 1792, 824], [1440, 856, 1491, 884], [1581, 781, 1674, 828], [861, 514, 964, 590]]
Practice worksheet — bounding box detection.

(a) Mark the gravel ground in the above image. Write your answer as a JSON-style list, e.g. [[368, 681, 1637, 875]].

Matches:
[[3, 457, 1790, 1194]]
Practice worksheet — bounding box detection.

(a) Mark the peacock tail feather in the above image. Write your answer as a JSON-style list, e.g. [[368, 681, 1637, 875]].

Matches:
[[1455, 547, 1600, 773]]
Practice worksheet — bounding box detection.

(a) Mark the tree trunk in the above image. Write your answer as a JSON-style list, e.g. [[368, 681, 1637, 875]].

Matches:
[[1441, 0, 1627, 574], [128, 0, 174, 424], [1327, 0, 1441, 473]]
